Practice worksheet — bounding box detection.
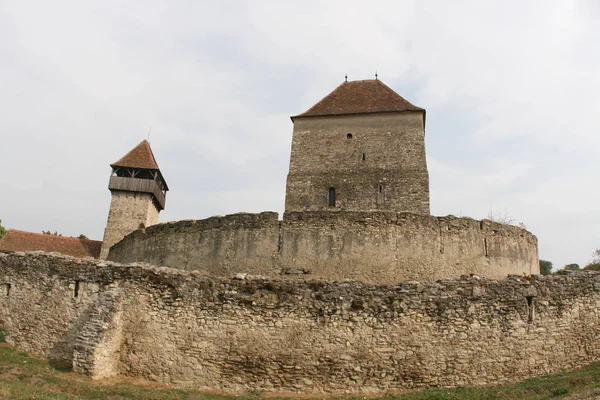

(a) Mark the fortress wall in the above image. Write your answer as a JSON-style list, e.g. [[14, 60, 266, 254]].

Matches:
[[108, 212, 281, 276], [0, 253, 106, 369], [1, 252, 599, 394], [108, 211, 539, 283]]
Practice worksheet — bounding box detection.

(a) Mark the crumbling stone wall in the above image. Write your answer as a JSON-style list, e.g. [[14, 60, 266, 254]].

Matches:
[[108, 211, 539, 282], [1, 252, 598, 394], [285, 113, 430, 214]]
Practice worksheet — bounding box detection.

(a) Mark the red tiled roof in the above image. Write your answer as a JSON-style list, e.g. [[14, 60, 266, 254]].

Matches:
[[111, 140, 160, 170], [0, 230, 102, 259], [293, 79, 424, 119]]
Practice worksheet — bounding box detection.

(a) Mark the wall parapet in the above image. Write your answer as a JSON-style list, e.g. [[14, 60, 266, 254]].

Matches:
[[108, 211, 538, 283], [0, 252, 598, 394]]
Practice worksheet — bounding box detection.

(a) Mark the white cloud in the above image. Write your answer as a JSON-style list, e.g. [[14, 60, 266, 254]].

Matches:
[[0, 0, 598, 270]]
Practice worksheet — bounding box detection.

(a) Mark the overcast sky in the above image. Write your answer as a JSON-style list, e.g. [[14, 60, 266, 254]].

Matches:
[[1, 1, 599, 270]]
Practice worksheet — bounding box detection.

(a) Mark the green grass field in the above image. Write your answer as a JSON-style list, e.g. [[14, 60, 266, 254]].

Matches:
[[1, 339, 600, 399]]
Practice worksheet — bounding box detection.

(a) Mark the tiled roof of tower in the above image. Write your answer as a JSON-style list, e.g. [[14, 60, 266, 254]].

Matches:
[[293, 79, 424, 118], [111, 140, 160, 170], [0, 230, 102, 259]]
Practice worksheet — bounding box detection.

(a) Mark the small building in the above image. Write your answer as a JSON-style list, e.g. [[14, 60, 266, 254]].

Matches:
[[0, 230, 102, 258]]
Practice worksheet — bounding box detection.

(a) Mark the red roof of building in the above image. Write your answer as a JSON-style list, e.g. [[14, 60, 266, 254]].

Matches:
[[111, 140, 160, 170], [0, 230, 102, 259], [293, 79, 424, 119]]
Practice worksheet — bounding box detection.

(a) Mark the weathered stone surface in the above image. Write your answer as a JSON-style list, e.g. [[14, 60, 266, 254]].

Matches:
[[108, 211, 539, 282], [285, 112, 430, 215], [100, 191, 159, 259], [1, 252, 598, 394]]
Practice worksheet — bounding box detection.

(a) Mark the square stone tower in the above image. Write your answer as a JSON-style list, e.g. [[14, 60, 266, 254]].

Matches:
[[99, 140, 168, 259], [285, 79, 430, 214]]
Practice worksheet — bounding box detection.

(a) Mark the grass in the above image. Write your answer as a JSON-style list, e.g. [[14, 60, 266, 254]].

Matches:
[[1, 333, 600, 399]]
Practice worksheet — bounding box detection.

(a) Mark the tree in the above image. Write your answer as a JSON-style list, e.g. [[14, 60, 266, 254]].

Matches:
[[539, 260, 553, 275], [0, 219, 6, 240], [487, 208, 515, 225], [77, 234, 89, 240], [584, 249, 600, 271], [564, 263, 580, 271], [42, 231, 62, 236], [584, 263, 600, 271]]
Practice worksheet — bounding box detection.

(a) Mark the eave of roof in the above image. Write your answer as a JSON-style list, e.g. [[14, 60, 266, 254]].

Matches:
[[292, 79, 424, 120]]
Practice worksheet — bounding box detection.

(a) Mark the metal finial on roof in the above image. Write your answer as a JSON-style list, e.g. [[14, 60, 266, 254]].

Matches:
[[375, 71, 378, 80], [345, 74, 348, 82]]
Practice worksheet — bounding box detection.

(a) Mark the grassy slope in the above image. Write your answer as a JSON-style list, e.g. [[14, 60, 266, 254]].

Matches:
[[1, 342, 600, 400]]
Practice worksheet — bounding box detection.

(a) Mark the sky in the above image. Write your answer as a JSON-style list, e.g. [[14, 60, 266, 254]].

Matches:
[[1, 1, 599, 270]]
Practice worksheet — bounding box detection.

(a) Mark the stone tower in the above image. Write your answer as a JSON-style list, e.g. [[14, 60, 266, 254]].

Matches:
[[99, 140, 168, 259], [285, 79, 430, 214]]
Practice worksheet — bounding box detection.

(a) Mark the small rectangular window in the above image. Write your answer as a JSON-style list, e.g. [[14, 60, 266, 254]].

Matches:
[[328, 188, 336, 207]]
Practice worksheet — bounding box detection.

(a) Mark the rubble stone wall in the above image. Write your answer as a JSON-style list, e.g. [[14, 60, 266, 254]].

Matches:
[[108, 211, 539, 282], [1, 252, 598, 394]]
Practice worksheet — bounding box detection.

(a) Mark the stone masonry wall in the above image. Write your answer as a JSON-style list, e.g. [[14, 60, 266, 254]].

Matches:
[[108, 211, 539, 283], [100, 191, 160, 259], [285, 113, 430, 215], [1, 252, 599, 394]]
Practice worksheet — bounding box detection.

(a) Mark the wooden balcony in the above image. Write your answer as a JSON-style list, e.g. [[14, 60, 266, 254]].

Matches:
[[108, 176, 166, 210]]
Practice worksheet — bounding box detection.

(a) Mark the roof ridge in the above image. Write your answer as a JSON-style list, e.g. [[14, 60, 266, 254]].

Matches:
[[4, 230, 101, 243], [293, 79, 423, 119], [111, 140, 160, 170]]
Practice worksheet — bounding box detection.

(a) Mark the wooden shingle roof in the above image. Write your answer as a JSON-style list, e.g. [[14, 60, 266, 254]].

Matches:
[[0, 230, 102, 259], [293, 79, 423, 119], [111, 140, 160, 170]]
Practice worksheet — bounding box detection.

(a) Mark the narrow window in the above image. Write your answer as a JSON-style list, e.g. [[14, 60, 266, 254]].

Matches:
[[5, 283, 11, 296], [74, 281, 80, 298], [346, 133, 353, 139], [526, 296, 535, 323], [328, 188, 336, 207], [379, 184, 383, 193], [362, 153, 366, 161]]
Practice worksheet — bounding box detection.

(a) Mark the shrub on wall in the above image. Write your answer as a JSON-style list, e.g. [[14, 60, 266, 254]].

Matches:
[[539, 260, 553, 275]]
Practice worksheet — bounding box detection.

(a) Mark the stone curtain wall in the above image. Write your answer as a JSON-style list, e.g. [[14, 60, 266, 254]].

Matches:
[[285, 113, 430, 215], [1, 252, 599, 394], [109, 212, 281, 277], [108, 211, 539, 282]]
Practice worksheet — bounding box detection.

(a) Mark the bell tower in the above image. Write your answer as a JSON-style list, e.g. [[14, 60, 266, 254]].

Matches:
[[99, 140, 168, 259]]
